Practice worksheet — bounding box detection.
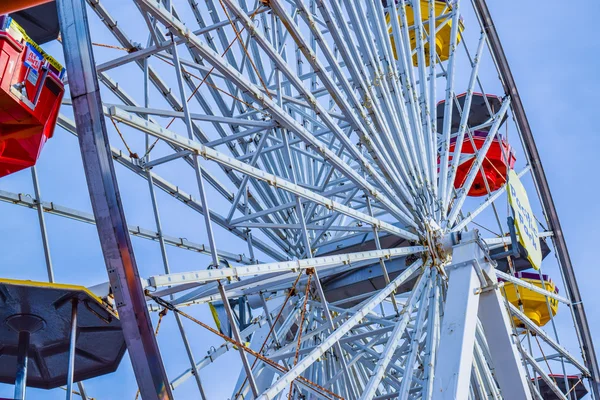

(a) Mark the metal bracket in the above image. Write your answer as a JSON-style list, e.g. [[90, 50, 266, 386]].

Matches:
[[490, 217, 520, 260]]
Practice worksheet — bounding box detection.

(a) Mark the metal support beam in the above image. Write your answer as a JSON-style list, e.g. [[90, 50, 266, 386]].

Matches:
[[478, 282, 532, 399], [108, 106, 418, 242], [433, 231, 531, 399], [56, 0, 173, 398], [432, 239, 482, 399]]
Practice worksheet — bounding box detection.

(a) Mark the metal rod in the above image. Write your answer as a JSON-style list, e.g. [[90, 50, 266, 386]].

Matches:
[[445, 32, 486, 208], [76, 382, 88, 400], [14, 331, 30, 400], [66, 299, 78, 400], [218, 282, 260, 397], [31, 166, 54, 283]]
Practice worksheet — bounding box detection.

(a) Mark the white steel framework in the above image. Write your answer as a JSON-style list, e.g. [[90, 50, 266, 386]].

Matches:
[[0, 0, 597, 399]]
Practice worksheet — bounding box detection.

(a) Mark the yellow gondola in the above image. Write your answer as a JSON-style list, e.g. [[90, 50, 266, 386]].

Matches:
[[387, 0, 464, 66], [501, 272, 559, 327]]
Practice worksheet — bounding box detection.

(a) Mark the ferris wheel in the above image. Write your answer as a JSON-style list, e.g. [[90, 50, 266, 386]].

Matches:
[[0, 0, 597, 399]]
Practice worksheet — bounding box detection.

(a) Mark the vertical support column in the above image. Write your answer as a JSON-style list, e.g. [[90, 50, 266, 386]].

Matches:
[[56, 1, 173, 398], [14, 331, 30, 400], [432, 238, 481, 400], [434, 231, 532, 399], [66, 299, 78, 400]]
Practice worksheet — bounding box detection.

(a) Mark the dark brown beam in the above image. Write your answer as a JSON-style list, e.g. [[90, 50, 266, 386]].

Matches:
[[472, 1, 600, 397]]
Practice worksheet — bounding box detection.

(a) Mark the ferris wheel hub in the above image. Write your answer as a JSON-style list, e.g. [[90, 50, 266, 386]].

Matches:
[[424, 218, 461, 266]]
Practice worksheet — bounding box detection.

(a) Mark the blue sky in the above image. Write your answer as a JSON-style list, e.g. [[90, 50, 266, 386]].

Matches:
[[1, 0, 599, 398]]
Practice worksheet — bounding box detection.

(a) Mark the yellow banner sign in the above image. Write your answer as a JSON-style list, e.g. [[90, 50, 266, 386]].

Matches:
[[7, 18, 64, 74], [507, 169, 542, 270]]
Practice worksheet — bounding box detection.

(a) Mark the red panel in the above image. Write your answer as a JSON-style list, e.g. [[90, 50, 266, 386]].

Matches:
[[449, 131, 516, 197], [0, 0, 54, 15], [0, 30, 64, 177]]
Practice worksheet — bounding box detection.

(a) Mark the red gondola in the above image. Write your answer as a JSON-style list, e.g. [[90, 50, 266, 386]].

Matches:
[[449, 130, 515, 196], [438, 93, 515, 197], [0, 16, 64, 178]]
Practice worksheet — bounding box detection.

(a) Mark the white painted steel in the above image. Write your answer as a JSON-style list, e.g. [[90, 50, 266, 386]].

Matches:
[[0, 0, 593, 398]]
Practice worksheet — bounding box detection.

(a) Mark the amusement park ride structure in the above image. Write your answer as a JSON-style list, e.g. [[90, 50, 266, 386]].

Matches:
[[0, 0, 597, 399]]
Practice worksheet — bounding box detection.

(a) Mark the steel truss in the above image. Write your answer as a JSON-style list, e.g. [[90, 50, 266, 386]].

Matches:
[[0, 0, 597, 399]]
